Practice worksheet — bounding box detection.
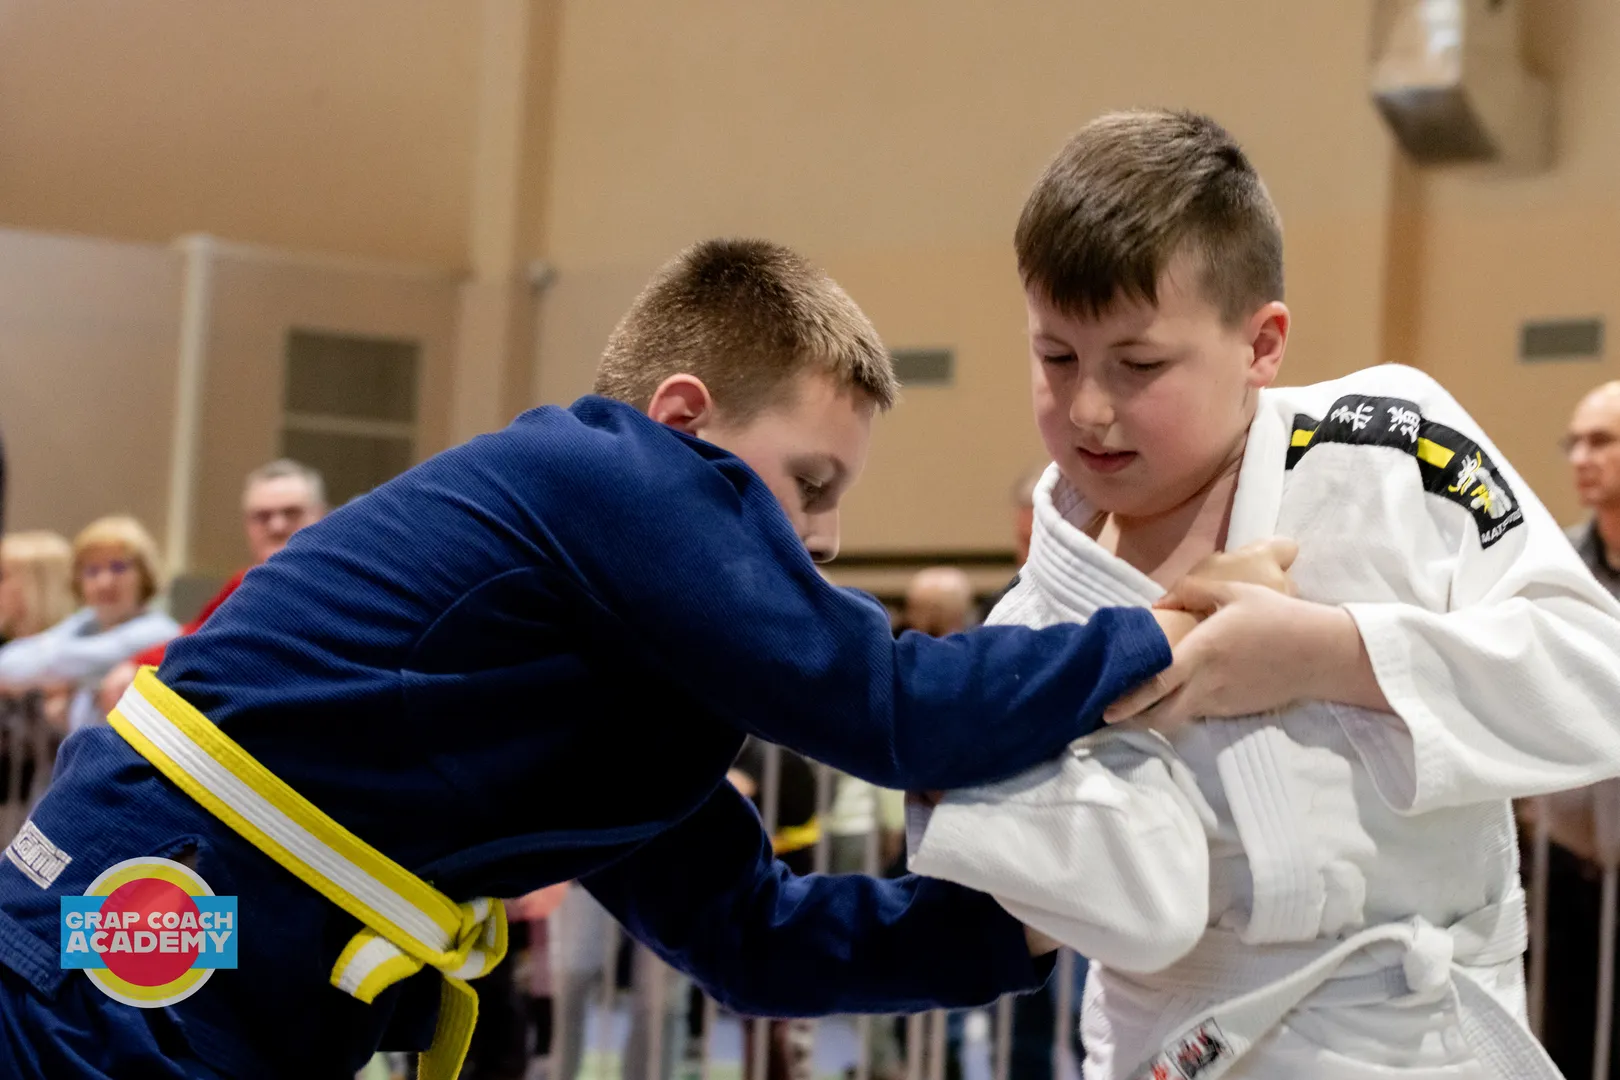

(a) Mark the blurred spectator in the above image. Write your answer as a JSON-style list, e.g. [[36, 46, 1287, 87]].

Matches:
[[549, 884, 617, 1080], [1565, 380, 1620, 600], [0, 516, 177, 734], [900, 567, 975, 637], [981, 467, 1043, 620], [0, 532, 74, 646], [549, 887, 682, 1080], [240, 457, 328, 564], [463, 927, 533, 1080], [97, 459, 326, 711], [0, 531, 74, 821], [509, 883, 568, 1073], [1009, 466, 1041, 568], [459, 883, 568, 1080], [1525, 381, 1620, 1078]]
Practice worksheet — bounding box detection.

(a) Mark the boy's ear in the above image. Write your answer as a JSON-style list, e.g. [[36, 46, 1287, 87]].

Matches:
[[646, 374, 718, 435], [1245, 301, 1290, 388]]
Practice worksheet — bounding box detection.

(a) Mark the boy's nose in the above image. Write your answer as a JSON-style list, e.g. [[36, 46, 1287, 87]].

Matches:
[[804, 510, 841, 564], [1069, 378, 1114, 428]]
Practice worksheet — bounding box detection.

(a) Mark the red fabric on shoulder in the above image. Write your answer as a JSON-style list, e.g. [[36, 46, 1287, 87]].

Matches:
[[131, 568, 250, 669]]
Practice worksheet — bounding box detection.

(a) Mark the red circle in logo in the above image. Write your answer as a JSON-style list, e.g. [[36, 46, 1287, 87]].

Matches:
[[96, 879, 202, 987]]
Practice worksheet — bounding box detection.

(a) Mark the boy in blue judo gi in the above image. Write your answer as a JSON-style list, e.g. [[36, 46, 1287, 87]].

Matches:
[[0, 239, 1287, 1080]]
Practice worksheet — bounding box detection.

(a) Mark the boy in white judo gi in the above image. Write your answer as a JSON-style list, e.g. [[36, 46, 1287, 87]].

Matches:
[[907, 110, 1620, 1080]]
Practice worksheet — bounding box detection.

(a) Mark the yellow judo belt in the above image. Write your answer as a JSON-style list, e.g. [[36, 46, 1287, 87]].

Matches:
[[107, 668, 506, 1080], [772, 818, 821, 857]]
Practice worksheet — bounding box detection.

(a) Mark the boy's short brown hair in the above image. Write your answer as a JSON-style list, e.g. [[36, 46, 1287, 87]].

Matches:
[[1015, 110, 1283, 326], [594, 239, 899, 420]]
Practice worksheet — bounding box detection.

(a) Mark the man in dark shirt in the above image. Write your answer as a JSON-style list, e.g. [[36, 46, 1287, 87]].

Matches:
[[1536, 381, 1620, 1078]]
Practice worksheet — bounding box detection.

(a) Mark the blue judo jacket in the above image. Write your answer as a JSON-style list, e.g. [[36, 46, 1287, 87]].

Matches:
[[0, 397, 1169, 1079]]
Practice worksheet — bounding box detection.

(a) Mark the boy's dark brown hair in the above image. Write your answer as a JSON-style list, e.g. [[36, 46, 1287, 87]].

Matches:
[[594, 238, 899, 420], [1015, 110, 1283, 326]]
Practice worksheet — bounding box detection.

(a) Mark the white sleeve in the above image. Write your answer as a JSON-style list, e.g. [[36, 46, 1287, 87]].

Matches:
[[1335, 376, 1620, 814], [0, 615, 77, 681], [22, 611, 178, 683], [907, 728, 1214, 974]]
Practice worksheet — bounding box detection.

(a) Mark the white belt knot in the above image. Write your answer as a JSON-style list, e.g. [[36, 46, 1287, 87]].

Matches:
[[1125, 892, 1562, 1080], [1400, 919, 1455, 999]]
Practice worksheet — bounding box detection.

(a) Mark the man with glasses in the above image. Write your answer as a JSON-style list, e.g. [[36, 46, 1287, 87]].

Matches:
[[1529, 381, 1620, 1077], [1564, 381, 1620, 601], [96, 459, 327, 709]]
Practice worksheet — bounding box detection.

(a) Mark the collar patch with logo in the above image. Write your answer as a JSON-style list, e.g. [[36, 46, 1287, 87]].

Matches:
[[1285, 394, 1524, 549]]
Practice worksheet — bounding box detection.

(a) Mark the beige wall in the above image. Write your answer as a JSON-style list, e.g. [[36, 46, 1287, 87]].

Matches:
[[188, 244, 462, 576], [0, 230, 181, 545], [0, 229, 463, 592], [0, 0, 481, 266], [1406, 0, 1620, 527], [3, 0, 1614, 554], [534, 0, 1395, 551]]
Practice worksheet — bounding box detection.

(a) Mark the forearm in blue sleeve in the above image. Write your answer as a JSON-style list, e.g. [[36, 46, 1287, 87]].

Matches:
[[551, 417, 1171, 790], [793, 607, 1171, 791], [580, 784, 1053, 1017]]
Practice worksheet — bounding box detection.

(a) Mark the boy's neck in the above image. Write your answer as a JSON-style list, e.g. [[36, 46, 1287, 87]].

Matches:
[[1094, 454, 1245, 588]]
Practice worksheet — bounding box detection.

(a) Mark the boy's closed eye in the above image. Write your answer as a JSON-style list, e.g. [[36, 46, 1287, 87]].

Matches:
[[796, 477, 829, 509], [787, 452, 846, 513]]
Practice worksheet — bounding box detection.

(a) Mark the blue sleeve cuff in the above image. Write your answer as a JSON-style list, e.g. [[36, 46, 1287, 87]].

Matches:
[[1063, 606, 1173, 740]]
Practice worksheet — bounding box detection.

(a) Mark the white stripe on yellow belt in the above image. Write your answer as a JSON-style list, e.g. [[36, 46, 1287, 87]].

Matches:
[[107, 668, 506, 1080]]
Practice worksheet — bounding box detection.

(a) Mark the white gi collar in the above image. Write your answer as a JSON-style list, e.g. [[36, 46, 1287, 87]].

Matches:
[[1024, 465, 1161, 620]]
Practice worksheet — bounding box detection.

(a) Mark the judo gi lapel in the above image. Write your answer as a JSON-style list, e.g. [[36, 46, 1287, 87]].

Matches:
[[1210, 392, 1330, 943], [1224, 392, 1290, 550], [1024, 465, 1163, 620]]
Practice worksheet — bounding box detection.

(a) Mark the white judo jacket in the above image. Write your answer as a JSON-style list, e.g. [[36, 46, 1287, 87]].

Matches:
[[909, 365, 1620, 1080]]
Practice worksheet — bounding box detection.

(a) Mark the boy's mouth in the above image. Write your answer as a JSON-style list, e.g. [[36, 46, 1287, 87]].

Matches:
[[1075, 447, 1138, 474]]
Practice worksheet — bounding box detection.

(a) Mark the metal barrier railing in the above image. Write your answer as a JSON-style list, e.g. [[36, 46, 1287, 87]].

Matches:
[[0, 693, 56, 844], [3, 715, 1608, 1080], [540, 742, 1087, 1080], [540, 767, 1620, 1080]]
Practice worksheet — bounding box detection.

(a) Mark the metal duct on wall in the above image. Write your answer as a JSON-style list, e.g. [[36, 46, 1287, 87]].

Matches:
[[1370, 0, 1551, 171]]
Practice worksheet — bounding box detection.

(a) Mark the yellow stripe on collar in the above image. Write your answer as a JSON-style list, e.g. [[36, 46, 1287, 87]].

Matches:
[[1415, 436, 1455, 469], [107, 668, 506, 1080]]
